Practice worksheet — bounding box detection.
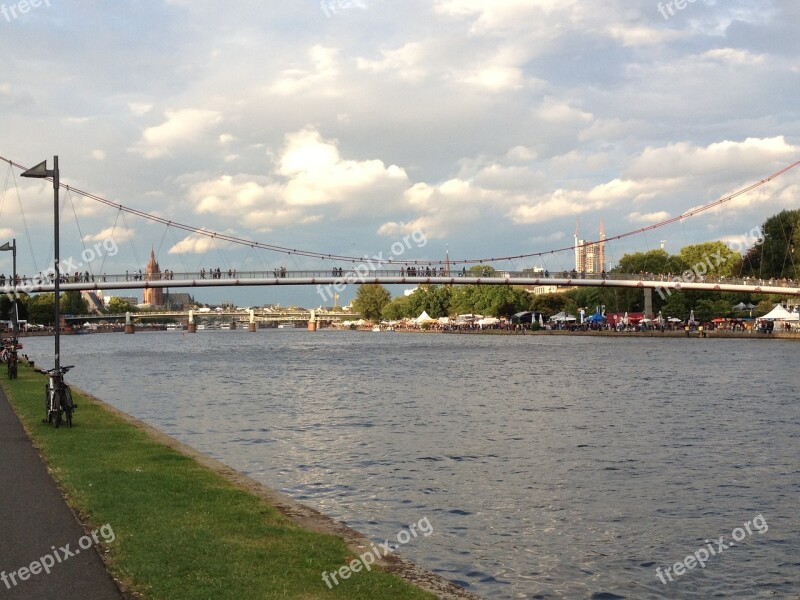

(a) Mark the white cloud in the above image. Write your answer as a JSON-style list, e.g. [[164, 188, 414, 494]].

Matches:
[[131, 109, 223, 159], [276, 128, 408, 207], [270, 45, 341, 96], [628, 211, 670, 224], [83, 227, 135, 243], [168, 232, 233, 255], [357, 43, 429, 82]]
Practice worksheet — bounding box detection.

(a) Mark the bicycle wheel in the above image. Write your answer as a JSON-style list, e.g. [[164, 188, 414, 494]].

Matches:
[[52, 389, 62, 429], [63, 387, 73, 428], [44, 386, 51, 424]]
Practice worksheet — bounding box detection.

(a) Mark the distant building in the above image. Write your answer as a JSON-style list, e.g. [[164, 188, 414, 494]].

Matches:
[[81, 291, 104, 314], [574, 221, 606, 274], [163, 292, 195, 310], [143, 249, 164, 307]]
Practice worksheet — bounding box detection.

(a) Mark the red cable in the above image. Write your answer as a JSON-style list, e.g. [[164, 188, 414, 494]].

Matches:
[[2, 155, 798, 265]]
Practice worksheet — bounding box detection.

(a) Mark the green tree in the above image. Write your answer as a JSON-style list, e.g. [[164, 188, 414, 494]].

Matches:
[[352, 284, 391, 321], [61, 291, 88, 315], [405, 285, 452, 318], [27, 293, 55, 326], [738, 209, 800, 279], [106, 297, 136, 314], [382, 294, 413, 320], [615, 249, 687, 275], [693, 298, 731, 323], [529, 292, 570, 316], [677, 242, 740, 278], [660, 292, 687, 319]]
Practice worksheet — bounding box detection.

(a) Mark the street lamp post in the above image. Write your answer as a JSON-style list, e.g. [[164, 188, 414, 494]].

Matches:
[[0, 239, 17, 342], [21, 157, 60, 371]]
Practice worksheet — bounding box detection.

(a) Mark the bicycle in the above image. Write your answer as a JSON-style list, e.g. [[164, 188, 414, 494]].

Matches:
[[7, 353, 17, 379], [42, 365, 76, 429]]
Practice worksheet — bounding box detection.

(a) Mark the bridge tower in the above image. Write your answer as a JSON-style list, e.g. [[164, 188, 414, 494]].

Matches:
[[143, 248, 164, 307]]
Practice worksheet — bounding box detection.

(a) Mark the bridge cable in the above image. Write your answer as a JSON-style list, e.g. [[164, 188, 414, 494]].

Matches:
[[0, 155, 798, 266], [66, 187, 93, 278], [10, 166, 40, 276]]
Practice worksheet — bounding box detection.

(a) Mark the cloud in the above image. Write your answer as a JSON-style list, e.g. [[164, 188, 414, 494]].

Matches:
[[131, 108, 223, 158], [628, 211, 670, 224], [276, 128, 408, 207], [83, 227, 135, 243], [269, 45, 341, 96], [168, 232, 233, 255]]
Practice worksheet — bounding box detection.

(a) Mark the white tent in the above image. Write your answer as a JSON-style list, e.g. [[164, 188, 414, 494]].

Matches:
[[761, 304, 799, 321], [549, 311, 576, 322], [476, 317, 500, 326], [416, 311, 435, 323]]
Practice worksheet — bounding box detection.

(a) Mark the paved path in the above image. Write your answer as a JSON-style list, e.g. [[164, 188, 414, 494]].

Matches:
[[0, 386, 123, 599]]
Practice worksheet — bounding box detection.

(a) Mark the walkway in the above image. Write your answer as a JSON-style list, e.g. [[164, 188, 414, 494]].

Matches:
[[0, 386, 124, 599]]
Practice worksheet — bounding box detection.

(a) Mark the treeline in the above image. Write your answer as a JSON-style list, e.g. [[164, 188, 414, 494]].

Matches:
[[0, 291, 88, 326], [352, 209, 800, 322]]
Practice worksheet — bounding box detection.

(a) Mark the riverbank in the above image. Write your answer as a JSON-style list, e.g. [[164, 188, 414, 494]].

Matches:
[[1, 365, 477, 600], [369, 328, 800, 340]]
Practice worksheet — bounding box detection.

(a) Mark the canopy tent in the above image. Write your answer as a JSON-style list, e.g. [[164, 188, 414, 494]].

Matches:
[[476, 317, 501, 326], [511, 311, 545, 324], [585, 312, 606, 323], [760, 304, 799, 321], [549, 311, 576, 322], [456, 313, 483, 323], [732, 302, 757, 311], [416, 311, 435, 323]]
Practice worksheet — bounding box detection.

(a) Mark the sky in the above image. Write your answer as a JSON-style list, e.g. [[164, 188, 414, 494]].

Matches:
[[0, 0, 798, 308]]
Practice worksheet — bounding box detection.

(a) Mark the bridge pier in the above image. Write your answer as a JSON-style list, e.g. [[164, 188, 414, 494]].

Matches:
[[308, 309, 317, 332], [249, 309, 256, 332], [643, 288, 653, 320], [230, 320, 236, 330], [187, 309, 196, 333], [124, 311, 135, 334]]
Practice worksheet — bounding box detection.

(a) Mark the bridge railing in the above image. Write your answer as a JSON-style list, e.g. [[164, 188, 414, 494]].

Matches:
[[3, 269, 797, 289]]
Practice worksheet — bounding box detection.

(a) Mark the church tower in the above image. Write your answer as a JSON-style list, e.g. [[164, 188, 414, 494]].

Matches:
[[143, 248, 164, 306]]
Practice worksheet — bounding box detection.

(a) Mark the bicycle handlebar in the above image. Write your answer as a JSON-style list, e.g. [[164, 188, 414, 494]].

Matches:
[[43, 365, 75, 375]]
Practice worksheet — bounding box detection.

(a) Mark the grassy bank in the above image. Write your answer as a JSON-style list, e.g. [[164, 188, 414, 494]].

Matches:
[[1, 365, 436, 600]]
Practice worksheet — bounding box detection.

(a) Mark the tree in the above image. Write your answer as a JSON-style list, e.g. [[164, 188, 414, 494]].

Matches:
[[738, 209, 800, 279], [615, 249, 687, 275], [677, 242, 740, 278], [61, 291, 88, 315], [382, 294, 412, 320], [106, 297, 136, 314], [529, 293, 570, 316], [352, 284, 391, 321], [27, 293, 55, 326], [405, 285, 452, 318]]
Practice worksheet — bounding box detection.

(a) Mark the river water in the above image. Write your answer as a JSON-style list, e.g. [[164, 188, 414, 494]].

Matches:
[[20, 331, 799, 599]]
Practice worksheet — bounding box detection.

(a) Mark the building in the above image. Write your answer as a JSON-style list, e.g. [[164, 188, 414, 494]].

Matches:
[[142, 249, 164, 307], [574, 221, 606, 274], [163, 292, 195, 310]]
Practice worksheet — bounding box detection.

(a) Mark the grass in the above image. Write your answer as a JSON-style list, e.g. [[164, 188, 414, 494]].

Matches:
[[1, 364, 436, 600]]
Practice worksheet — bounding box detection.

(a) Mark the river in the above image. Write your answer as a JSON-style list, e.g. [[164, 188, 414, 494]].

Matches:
[[19, 330, 799, 599]]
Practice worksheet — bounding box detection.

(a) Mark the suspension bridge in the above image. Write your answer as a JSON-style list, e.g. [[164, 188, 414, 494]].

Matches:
[[1, 154, 799, 309]]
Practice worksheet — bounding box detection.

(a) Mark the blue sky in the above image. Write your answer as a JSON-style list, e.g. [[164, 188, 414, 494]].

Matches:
[[0, 0, 798, 307]]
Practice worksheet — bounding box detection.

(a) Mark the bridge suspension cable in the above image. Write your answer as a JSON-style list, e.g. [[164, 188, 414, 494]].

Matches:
[[1, 155, 798, 266]]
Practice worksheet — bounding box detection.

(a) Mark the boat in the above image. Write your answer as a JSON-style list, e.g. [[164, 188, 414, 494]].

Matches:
[[277, 323, 290, 329], [220, 323, 231, 330], [166, 323, 183, 331], [371, 325, 381, 332]]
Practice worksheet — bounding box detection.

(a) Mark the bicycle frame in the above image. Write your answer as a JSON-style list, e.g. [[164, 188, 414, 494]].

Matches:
[[43, 365, 75, 429]]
